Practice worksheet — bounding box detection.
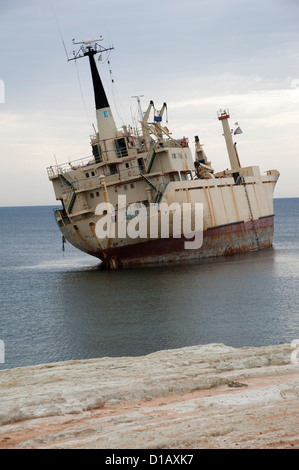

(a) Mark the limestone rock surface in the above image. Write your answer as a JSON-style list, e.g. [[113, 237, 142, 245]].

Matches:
[[0, 343, 298, 449]]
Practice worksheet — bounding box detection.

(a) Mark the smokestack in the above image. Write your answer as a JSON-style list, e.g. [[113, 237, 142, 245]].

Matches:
[[85, 49, 117, 145]]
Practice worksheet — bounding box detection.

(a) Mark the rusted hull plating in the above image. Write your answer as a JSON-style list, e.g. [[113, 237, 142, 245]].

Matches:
[[90, 215, 274, 269]]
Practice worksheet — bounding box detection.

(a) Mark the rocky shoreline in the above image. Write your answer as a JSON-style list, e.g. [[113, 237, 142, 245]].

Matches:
[[0, 343, 298, 449]]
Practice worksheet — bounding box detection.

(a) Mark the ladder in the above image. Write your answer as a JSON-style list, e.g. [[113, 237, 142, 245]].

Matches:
[[68, 191, 77, 213], [146, 150, 156, 173], [59, 172, 76, 214], [59, 172, 73, 187], [140, 173, 164, 203]]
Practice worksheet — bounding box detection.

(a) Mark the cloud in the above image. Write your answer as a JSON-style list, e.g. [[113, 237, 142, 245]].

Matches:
[[0, 0, 299, 204]]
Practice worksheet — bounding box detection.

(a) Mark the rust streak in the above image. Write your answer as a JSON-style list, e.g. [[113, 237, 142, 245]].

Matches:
[[204, 186, 217, 227], [73, 225, 93, 250], [89, 222, 103, 251], [185, 188, 191, 203], [219, 187, 229, 224], [252, 184, 262, 217], [202, 187, 212, 226], [230, 185, 240, 221]]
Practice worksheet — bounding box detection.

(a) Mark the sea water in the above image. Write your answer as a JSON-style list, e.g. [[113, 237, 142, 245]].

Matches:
[[0, 199, 298, 369]]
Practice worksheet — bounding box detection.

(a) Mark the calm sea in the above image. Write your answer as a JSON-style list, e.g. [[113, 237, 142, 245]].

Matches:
[[0, 198, 298, 370]]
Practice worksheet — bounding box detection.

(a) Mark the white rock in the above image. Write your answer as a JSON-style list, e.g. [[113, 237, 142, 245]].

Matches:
[[0, 343, 298, 449]]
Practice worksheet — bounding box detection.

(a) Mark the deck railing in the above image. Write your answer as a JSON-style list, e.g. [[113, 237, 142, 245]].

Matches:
[[47, 155, 96, 178]]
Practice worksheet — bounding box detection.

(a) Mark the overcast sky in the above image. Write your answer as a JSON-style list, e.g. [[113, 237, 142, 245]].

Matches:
[[0, 0, 299, 206]]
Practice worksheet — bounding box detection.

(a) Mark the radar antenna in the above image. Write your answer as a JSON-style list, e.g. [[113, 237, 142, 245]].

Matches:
[[69, 36, 114, 61]]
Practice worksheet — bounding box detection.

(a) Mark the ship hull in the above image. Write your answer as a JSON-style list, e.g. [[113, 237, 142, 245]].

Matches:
[[91, 214, 274, 269], [56, 172, 279, 269]]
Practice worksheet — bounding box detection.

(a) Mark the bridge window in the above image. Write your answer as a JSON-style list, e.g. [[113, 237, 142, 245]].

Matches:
[[92, 144, 102, 163]]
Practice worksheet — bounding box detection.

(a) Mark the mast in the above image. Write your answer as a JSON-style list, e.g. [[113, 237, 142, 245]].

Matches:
[[218, 109, 241, 170], [132, 95, 144, 122], [70, 37, 117, 160]]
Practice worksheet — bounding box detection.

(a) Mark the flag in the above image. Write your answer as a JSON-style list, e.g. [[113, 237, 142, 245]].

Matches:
[[234, 126, 243, 135]]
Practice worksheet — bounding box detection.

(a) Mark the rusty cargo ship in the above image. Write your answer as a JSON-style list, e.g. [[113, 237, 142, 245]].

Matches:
[[47, 38, 280, 269]]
